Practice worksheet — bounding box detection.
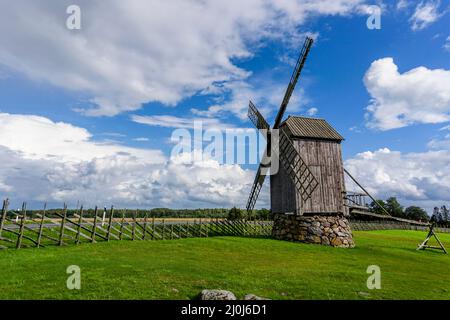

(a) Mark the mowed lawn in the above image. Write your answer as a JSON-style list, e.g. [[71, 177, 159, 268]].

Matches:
[[0, 230, 449, 300]]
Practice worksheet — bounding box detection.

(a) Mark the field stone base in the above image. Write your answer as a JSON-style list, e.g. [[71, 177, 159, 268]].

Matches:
[[272, 214, 355, 248]]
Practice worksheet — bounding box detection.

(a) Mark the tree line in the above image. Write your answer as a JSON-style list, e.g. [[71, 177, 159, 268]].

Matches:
[[6, 206, 271, 220], [369, 197, 449, 227]]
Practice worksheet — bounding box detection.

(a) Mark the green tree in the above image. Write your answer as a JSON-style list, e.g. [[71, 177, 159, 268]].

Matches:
[[441, 206, 449, 226], [227, 207, 243, 220], [385, 197, 404, 218], [369, 199, 388, 215], [404, 206, 429, 221], [258, 208, 271, 220]]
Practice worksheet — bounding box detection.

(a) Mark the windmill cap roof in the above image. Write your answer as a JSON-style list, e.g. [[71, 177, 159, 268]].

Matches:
[[281, 116, 344, 141]]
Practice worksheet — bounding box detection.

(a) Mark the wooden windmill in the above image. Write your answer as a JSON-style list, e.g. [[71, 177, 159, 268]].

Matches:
[[247, 36, 348, 215], [246, 37, 353, 247], [246, 37, 316, 213]]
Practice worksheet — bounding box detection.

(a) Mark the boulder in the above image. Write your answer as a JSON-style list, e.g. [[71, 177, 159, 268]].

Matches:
[[199, 289, 237, 300]]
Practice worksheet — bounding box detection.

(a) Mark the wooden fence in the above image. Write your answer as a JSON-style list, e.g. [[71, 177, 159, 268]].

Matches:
[[0, 199, 272, 250], [350, 220, 450, 233], [2, 198, 447, 251]]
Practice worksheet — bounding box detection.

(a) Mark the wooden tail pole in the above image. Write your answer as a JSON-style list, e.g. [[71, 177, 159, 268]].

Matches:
[[417, 223, 447, 254], [344, 168, 391, 216]]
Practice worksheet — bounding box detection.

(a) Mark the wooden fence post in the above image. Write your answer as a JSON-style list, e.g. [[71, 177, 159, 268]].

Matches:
[[132, 210, 137, 241], [170, 223, 174, 240], [119, 210, 125, 241], [75, 205, 84, 245], [59, 204, 68, 246], [162, 219, 165, 240], [16, 202, 27, 249], [215, 218, 220, 236], [0, 198, 9, 238], [107, 206, 114, 242], [152, 217, 155, 240], [142, 213, 148, 240], [37, 203, 47, 248], [91, 206, 98, 243], [194, 219, 197, 237]]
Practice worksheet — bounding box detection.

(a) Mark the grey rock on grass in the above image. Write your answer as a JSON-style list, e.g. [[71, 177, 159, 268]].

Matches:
[[199, 289, 237, 300]]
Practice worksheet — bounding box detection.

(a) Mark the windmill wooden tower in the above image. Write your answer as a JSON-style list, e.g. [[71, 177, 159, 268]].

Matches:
[[246, 37, 354, 248]]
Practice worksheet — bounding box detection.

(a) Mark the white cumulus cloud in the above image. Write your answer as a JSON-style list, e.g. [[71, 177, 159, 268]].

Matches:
[[364, 57, 450, 130], [0, 0, 367, 117], [345, 148, 450, 211], [0, 113, 258, 208]]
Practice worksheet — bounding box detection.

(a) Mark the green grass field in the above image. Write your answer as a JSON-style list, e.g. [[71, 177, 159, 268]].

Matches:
[[0, 230, 449, 300]]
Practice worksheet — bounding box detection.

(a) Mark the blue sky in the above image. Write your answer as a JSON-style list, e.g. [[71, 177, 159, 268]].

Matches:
[[0, 0, 449, 211]]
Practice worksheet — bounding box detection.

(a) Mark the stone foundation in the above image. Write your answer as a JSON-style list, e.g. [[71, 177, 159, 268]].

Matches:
[[272, 214, 355, 248]]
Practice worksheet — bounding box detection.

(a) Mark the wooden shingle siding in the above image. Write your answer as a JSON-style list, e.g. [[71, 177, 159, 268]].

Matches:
[[271, 138, 346, 215]]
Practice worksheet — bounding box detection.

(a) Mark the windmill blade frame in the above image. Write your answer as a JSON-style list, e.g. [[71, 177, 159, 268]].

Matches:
[[245, 36, 315, 212], [248, 101, 270, 132], [277, 128, 319, 201], [246, 101, 271, 212], [273, 37, 314, 129], [246, 165, 267, 212]]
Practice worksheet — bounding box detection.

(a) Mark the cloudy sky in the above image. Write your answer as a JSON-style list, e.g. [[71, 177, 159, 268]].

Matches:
[[0, 0, 449, 211]]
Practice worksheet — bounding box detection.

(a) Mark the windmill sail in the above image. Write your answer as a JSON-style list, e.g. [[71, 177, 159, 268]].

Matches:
[[248, 101, 270, 131], [245, 37, 315, 212], [273, 37, 314, 129], [246, 165, 267, 212]]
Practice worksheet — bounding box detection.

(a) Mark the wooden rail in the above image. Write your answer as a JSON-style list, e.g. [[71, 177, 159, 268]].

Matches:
[[0, 199, 272, 251]]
